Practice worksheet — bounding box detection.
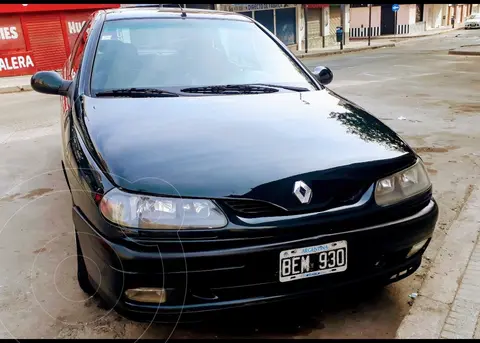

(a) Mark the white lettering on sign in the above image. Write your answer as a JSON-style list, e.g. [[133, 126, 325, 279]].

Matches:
[[0, 55, 34, 71], [0, 27, 19, 40], [67, 21, 86, 35]]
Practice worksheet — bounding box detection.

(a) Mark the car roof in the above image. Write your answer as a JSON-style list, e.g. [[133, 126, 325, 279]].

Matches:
[[103, 7, 253, 22]]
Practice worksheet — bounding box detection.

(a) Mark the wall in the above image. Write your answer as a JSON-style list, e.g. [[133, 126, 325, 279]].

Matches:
[[306, 8, 323, 49], [409, 21, 426, 34], [462, 4, 468, 21], [297, 4, 304, 51], [456, 5, 463, 23], [473, 4, 480, 14], [349, 6, 381, 38], [397, 4, 413, 25], [325, 5, 341, 46], [431, 4, 444, 28], [349, 6, 381, 28], [0, 7, 116, 77], [409, 5, 417, 24]]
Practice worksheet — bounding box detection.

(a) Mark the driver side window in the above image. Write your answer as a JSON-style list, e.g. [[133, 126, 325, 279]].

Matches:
[[68, 18, 93, 81]]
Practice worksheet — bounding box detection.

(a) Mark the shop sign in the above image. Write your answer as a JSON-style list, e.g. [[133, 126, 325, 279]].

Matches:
[[63, 12, 90, 51], [0, 16, 26, 52], [224, 4, 294, 12], [0, 51, 35, 76], [305, 4, 329, 9]]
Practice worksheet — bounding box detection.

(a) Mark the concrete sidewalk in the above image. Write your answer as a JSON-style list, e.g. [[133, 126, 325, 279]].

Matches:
[[0, 75, 32, 94], [397, 185, 480, 339], [293, 40, 395, 59], [449, 44, 480, 56], [351, 25, 464, 42]]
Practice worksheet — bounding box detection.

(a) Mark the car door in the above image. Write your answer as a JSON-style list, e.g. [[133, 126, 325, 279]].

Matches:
[[62, 17, 94, 199], [62, 17, 92, 163]]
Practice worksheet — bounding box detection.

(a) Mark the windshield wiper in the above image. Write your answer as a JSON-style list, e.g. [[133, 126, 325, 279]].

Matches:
[[251, 83, 311, 92], [95, 88, 180, 98], [180, 84, 279, 95]]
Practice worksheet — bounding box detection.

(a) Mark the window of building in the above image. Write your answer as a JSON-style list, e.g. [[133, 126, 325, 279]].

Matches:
[[238, 11, 253, 18], [255, 9, 275, 33], [276, 7, 296, 45], [236, 6, 297, 46]]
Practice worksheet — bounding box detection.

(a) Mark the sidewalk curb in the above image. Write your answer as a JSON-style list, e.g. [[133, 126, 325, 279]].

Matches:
[[396, 185, 480, 339], [448, 50, 480, 56], [0, 84, 32, 95], [351, 26, 464, 42], [295, 43, 395, 59]]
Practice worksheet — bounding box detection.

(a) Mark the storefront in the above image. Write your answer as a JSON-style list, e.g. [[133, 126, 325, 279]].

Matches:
[[217, 4, 301, 49], [0, 4, 119, 77]]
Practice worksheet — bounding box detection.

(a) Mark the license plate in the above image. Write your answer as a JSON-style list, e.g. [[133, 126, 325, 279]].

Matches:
[[279, 240, 348, 282]]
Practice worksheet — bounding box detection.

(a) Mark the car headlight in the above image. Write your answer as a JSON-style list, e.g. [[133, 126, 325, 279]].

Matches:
[[374, 160, 431, 206], [99, 188, 228, 229]]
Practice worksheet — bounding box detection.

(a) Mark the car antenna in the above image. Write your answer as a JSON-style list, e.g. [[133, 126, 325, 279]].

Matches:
[[178, 4, 187, 17]]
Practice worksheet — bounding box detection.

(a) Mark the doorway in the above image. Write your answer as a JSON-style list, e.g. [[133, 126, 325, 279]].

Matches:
[[380, 4, 395, 35]]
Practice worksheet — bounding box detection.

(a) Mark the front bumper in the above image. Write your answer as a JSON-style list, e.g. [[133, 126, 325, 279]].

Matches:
[[466, 23, 480, 28], [74, 199, 438, 322]]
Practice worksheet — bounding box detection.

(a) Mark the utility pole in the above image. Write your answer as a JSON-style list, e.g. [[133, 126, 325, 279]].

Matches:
[[368, 4, 372, 46], [304, 5, 309, 53], [452, 4, 457, 28], [340, 4, 345, 46], [394, 11, 397, 36]]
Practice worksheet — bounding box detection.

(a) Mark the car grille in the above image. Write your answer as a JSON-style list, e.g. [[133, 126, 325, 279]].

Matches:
[[221, 183, 369, 218], [222, 199, 286, 217]]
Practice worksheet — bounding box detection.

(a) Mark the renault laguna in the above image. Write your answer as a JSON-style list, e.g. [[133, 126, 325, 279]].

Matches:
[[31, 6, 438, 322]]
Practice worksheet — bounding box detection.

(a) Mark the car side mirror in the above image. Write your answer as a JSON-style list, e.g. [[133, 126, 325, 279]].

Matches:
[[31, 71, 72, 97], [313, 66, 333, 85]]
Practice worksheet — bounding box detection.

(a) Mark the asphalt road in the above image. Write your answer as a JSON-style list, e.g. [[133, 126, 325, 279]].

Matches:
[[0, 29, 479, 339]]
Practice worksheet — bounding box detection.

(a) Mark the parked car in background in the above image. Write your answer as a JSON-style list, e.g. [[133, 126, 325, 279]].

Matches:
[[30, 6, 438, 322], [465, 13, 480, 29]]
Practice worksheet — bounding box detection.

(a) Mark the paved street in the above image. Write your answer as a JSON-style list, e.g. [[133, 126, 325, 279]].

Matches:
[[0, 29, 479, 339]]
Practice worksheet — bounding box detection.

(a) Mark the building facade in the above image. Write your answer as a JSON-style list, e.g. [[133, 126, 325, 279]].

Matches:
[[304, 4, 350, 49], [349, 4, 474, 38], [216, 4, 302, 50], [0, 4, 119, 77], [349, 4, 425, 38]]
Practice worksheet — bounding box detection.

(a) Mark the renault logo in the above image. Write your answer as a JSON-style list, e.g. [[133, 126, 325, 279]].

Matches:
[[293, 181, 312, 204]]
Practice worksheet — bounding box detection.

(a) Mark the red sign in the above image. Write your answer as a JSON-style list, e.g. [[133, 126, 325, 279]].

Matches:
[[0, 51, 35, 77], [62, 12, 91, 51], [0, 4, 120, 14], [305, 4, 329, 9], [0, 16, 26, 52]]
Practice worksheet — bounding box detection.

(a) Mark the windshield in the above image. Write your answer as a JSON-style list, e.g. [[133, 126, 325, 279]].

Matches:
[[91, 18, 317, 93], [468, 14, 480, 19]]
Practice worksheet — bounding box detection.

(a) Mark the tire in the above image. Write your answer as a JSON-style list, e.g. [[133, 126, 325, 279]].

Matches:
[[76, 231, 97, 296]]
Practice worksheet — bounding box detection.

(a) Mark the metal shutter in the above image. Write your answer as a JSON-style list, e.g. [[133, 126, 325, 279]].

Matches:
[[23, 14, 67, 71], [329, 7, 341, 36]]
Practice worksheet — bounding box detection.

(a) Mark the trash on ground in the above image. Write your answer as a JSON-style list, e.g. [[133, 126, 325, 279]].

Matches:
[[409, 292, 418, 299], [398, 116, 407, 120]]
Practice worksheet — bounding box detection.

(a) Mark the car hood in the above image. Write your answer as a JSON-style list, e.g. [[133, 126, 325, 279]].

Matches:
[[466, 19, 480, 23], [81, 89, 416, 211]]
